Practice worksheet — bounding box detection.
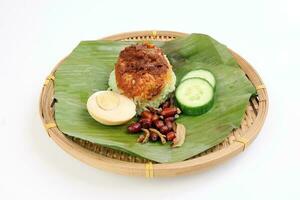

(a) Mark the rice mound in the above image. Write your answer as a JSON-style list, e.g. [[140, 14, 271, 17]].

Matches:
[[108, 69, 176, 112]]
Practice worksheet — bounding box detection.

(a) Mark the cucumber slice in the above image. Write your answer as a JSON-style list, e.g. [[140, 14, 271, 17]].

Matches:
[[181, 69, 216, 88], [176, 78, 214, 115]]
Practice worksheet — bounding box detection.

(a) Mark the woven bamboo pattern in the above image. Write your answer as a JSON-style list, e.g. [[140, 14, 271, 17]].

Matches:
[[39, 31, 268, 177]]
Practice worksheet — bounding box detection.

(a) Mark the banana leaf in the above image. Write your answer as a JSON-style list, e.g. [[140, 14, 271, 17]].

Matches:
[[54, 34, 256, 163]]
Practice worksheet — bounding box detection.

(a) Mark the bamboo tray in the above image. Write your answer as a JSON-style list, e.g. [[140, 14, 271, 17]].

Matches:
[[40, 31, 268, 177]]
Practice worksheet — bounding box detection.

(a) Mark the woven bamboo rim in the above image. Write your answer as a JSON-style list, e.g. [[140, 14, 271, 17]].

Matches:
[[39, 30, 268, 177]]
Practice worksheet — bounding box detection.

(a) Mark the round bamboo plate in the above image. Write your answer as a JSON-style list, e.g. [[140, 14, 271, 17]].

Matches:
[[40, 30, 268, 177]]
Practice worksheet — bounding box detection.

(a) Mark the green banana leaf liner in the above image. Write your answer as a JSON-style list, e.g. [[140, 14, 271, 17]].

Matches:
[[54, 34, 256, 163]]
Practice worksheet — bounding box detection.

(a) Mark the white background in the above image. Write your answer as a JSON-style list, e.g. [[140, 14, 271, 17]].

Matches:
[[0, 0, 299, 199]]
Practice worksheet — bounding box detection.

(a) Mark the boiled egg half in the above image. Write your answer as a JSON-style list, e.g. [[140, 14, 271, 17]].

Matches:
[[87, 91, 136, 125]]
